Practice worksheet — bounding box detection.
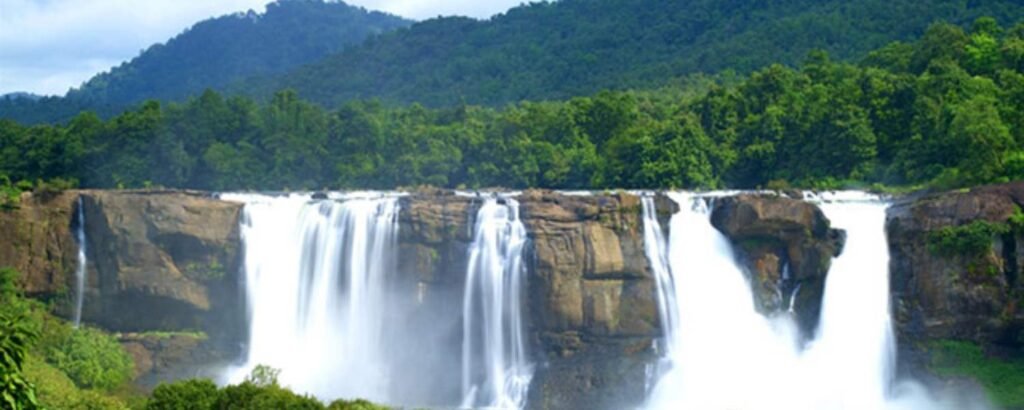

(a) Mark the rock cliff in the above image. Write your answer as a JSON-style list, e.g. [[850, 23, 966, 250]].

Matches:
[[518, 190, 660, 410], [0, 190, 244, 385], [79, 190, 242, 334], [0, 190, 79, 299], [3, 185, 1020, 407], [887, 182, 1024, 366]]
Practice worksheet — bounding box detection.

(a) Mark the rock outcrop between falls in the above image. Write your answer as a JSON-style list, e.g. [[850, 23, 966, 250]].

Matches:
[[395, 189, 665, 409], [887, 182, 1024, 368], [518, 190, 666, 410], [710, 194, 846, 336]]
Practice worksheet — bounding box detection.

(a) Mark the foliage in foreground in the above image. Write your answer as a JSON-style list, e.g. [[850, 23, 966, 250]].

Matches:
[[47, 326, 134, 390], [147, 365, 388, 410], [0, 267, 137, 409], [929, 340, 1024, 408], [0, 267, 39, 409], [0, 313, 39, 409]]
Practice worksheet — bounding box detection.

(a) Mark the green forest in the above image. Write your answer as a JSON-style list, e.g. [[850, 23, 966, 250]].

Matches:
[[3, 18, 1024, 194], [256, 0, 1024, 108], [5, 0, 1023, 125]]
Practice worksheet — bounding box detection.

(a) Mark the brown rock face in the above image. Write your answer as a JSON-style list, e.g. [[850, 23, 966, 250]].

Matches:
[[0, 190, 244, 339], [0, 190, 245, 385], [519, 190, 658, 410], [80, 191, 243, 334], [711, 194, 845, 336], [887, 182, 1024, 357], [0, 190, 80, 298], [394, 189, 661, 409]]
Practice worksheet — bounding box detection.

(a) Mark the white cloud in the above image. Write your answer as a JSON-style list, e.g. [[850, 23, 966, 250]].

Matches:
[[0, 0, 274, 95], [0, 0, 527, 96]]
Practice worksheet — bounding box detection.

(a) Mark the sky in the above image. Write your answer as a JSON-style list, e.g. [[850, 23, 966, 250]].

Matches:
[[0, 0, 525, 96]]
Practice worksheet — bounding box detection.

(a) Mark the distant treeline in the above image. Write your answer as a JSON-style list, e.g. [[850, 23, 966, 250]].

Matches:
[[2, 18, 1024, 192]]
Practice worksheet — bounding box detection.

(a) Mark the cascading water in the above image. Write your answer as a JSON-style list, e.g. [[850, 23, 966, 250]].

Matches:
[[222, 193, 400, 403], [461, 197, 532, 410], [72, 196, 88, 328], [643, 192, 979, 410]]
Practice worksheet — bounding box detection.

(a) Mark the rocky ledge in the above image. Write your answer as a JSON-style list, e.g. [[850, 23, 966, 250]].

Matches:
[[887, 182, 1024, 370]]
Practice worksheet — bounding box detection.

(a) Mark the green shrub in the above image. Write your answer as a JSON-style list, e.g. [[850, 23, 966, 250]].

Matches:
[[0, 312, 40, 409], [928, 340, 1024, 408], [144, 366, 381, 410], [326, 399, 389, 410], [1008, 206, 1024, 234], [216, 382, 324, 410], [927, 220, 1009, 257], [0, 175, 22, 211], [48, 327, 133, 390], [24, 355, 127, 410], [147, 379, 220, 410]]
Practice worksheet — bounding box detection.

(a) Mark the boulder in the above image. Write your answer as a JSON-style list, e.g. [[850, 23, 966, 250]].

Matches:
[[711, 194, 845, 336]]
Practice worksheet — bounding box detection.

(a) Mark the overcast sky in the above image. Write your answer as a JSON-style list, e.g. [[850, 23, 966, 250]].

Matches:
[[0, 0, 525, 96]]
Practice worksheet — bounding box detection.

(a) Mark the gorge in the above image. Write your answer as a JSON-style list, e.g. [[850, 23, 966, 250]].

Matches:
[[1, 184, 1022, 409]]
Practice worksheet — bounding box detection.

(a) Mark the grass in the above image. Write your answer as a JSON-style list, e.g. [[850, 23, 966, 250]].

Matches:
[[928, 340, 1024, 408]]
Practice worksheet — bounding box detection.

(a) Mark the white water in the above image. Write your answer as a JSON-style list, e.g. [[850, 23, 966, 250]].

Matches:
[[461, 197, 532, 410], [72, 196, 87, 328], [643, 192, 980, 410], [223, 193, 400, 402]]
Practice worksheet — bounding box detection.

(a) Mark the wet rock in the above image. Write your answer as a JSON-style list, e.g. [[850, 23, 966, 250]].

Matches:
[[711, 194, 845, 336], [519, 190, 657, 409]]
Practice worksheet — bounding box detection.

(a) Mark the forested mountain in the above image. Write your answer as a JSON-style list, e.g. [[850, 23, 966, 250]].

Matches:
[[3, 18, 1024, 195], [0, 0, 410, 124], [5, 0, 1022, 125], [250, 0, 1024, 108]]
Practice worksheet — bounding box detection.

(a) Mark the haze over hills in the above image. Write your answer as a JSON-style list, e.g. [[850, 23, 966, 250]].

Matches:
[[0, 0, 410, 124], [3, 0, 1024, 124]]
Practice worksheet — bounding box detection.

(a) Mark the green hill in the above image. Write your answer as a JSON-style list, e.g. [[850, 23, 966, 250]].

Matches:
[[252, 0, 1024, 107], [0, 0, 410, 124]]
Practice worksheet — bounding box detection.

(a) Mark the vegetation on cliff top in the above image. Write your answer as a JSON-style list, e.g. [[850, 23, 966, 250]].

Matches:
[[927, 207, 1024, 259], [3, 17, 1024, 192]]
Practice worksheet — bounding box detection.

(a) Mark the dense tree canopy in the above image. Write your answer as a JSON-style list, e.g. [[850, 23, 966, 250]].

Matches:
[[248, 0, 1024, 109], [4, 0, 1024, 125], [2, 18, 1024, 192]]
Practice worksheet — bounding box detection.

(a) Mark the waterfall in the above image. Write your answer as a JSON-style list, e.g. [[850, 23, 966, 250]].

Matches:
[[461, 197, 532, 410], [72, 196, 87, 328], [222, 193, 400, 403], [643, 192, 967, 410]]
